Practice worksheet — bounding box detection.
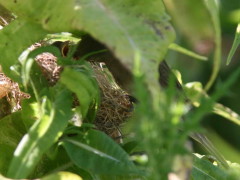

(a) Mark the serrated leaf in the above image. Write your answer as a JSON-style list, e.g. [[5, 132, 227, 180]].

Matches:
[[41, 171, 82, 180], [226, 23, 240, 65], [7, 89, 73, 179], [62, 130, 142, 175]]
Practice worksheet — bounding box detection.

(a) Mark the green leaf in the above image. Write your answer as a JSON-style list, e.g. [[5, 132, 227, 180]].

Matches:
[[60, 66, 99, 119], [0, 19, 47, 79], [226, 23, 240, 65], [29, 147, 75, 178], [227, 162, 240, 179], [191, 154, 228, 180], [0, 174, 13, 180], [122, 141, 139, 154], [0, 112, 26, 175], [62, 130, 142, 175], [0, 4, 14, 27], [204, 0, 221, 91], [207, 132, 240, 165], [169, 43, 208, 61], [97, 174, 142, 180], [73, 0, 175, 100], [0, 0, 79, 32], [41, 171, 82, 180], [184, 67, 240, 127], [213, 103, 240, 126], [7, 89, 73, 179], [183, 68, 240, 168], [46, 33, 80, 44]]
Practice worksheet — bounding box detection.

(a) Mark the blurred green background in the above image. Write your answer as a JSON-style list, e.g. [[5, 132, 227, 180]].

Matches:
[[164, 0, 240, 162]]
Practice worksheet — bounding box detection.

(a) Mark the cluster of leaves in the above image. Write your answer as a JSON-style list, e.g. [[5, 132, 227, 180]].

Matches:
[[0, 0, 240, 180]]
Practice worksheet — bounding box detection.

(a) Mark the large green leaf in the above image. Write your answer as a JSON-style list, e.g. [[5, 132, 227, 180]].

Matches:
[[0, 4, 14, 27], [62, 129, 142, 175], [71, 0, 175, 99], [7, 89, 73, 179], [0, 0, 175, 97]]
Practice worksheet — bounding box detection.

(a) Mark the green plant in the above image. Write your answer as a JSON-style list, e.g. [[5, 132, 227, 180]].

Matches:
[[0, 0, 240, 179]]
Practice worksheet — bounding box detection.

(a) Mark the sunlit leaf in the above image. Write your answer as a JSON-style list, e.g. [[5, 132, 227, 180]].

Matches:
[[41, 171, 82, 180], [184, 82, 204, 106], [7, 89, 73, 179], [0, 174, 13, 180], [227, 162, 240, 178]]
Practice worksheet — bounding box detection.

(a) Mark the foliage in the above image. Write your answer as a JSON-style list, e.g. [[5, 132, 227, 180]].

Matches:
[[0, 0, 240, 180], [226, 23, 240, 65]]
